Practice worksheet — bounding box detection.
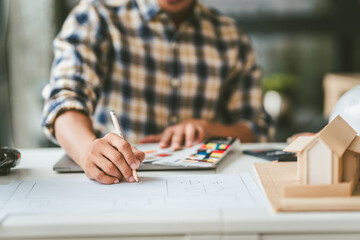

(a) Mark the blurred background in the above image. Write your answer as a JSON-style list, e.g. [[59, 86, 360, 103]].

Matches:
[[0, 0, 359, 148]]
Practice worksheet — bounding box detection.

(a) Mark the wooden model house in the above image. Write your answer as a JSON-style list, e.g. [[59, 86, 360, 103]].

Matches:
[[283, 115, 360, 197]]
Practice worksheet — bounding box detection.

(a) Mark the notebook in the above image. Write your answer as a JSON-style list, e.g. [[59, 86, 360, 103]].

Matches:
[[53, 137, 238, 172]]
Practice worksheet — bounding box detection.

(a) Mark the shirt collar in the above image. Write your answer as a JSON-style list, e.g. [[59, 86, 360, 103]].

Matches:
[[135, 0, 162, 22], [192, 1, 203, 21], [136, 0, 203, 23]]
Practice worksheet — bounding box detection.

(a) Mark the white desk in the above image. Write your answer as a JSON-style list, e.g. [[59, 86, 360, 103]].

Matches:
[[1, 143, 360, 240]]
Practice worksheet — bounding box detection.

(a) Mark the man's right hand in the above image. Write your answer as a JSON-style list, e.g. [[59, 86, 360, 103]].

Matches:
[[54, 111, 145, 185], [80, 133, 145, 184]]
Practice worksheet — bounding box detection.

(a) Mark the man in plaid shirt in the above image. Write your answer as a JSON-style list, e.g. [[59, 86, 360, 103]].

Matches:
[[42, 0, 271, 184]]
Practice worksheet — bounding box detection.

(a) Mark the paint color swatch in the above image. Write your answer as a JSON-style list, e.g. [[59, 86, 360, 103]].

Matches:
[[183, 138, 235, 165]]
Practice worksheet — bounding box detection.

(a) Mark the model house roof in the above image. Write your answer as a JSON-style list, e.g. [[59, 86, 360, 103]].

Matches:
[[283, 136, 316, 152], [318, 115, 357, 156], [284, 115, 357, 156]]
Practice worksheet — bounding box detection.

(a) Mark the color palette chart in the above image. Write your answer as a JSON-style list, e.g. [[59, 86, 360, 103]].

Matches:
[[138, 138, 236, 168], [182, 138, 235, 165]]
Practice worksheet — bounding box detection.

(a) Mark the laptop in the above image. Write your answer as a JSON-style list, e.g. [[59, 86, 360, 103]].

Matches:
[[53, 137, 238, 172]]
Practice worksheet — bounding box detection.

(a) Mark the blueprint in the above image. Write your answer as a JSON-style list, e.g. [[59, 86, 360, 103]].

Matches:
[[0, 173, 268, 222]]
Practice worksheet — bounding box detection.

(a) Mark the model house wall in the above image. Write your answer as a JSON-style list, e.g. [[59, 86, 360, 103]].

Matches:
[[343, 151, 358, 182], [306, 139, 332, 185]]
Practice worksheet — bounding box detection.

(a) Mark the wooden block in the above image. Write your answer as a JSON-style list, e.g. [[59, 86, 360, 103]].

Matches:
[[336, 155, 343, 183], [299, 152, 306, 184], [348, 136, 360, 154], [283, 182, 353, 198], [343, 151, 359, 181]]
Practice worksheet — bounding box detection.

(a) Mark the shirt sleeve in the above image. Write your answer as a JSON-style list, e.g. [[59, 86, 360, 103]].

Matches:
[[219, 29, 274, 142], [41, 0, 110, 144]]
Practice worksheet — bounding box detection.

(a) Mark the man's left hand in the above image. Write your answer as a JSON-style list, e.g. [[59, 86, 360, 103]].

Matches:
[[139, 119, 209, 150]]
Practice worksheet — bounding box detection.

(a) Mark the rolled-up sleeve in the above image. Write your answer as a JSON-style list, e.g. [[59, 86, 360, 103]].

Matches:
[[41, 0, 110, 144], [220, 30, 273, 142]]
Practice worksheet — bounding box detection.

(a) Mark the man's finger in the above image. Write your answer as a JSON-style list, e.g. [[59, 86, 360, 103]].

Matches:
[[101, 147, 135, 183], [107, 133, 140, 169], [112, 157, 136, 183], [86, 162, 120, 185], [170, 127, 185, 150], [95, 145, 123, 180], [195, 125, 205, 143], [159, 129, 173, 148], [185, 123, 196, 147], [132, 146, 146, 162]]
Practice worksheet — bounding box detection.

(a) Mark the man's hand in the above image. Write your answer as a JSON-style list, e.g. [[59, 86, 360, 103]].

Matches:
[[54, 110, 146, 185], [80, 133, 145, 184], [140, 119, 209, 150], [139, 118, 256, 149]]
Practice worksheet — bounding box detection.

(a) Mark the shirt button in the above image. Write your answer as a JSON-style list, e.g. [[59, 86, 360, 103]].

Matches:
[[171, 78, 180, 88], [170, 115, 179, 124]]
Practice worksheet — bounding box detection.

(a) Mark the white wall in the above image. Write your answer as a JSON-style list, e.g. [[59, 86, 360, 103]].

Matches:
[[201, 0, 331, 16], [7, 0, 56, 147]]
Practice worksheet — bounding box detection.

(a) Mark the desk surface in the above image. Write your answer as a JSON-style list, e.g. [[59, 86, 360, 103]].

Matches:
[[1, 143, 360, 240]]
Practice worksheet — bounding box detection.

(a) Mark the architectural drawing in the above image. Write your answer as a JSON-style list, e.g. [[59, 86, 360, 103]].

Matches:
[[0, 174, 267, 222]]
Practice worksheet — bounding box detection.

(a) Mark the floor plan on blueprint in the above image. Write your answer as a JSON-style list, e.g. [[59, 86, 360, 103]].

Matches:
[[0, 173, 268, 221]]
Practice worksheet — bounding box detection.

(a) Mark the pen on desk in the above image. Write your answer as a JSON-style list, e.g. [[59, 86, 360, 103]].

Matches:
[[110, 110, 139, 183]]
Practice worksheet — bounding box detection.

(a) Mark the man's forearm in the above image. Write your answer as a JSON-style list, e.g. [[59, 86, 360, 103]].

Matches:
[[54, 110, 97, 168], [207, 122, 255, 143]]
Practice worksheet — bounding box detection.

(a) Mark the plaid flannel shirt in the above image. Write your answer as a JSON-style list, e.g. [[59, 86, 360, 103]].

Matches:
[[42, 0, 272, 144]]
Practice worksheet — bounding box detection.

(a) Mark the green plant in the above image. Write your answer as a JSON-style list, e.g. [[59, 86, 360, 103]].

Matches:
[[262, 73, 300, 94]]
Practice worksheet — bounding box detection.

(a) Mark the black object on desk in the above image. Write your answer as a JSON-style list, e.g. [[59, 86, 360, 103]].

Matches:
[[0, 147, 21, 175], [243, 149, 297, 161]]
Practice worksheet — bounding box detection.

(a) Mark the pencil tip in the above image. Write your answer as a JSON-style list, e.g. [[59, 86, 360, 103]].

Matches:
[[132, 169, 139, 183]]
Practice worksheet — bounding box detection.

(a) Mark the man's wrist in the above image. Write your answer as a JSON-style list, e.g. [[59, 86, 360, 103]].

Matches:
[[205, 122, 226, 138], [205, 121, 255, 142]]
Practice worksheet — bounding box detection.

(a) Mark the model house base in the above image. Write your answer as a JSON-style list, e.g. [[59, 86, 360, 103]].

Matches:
[[254, 161, 360, 212], [284, 172, 358, 198]]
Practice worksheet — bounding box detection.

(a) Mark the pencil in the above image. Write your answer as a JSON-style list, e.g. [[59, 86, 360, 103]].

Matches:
[[110, 110, 139, 183]]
